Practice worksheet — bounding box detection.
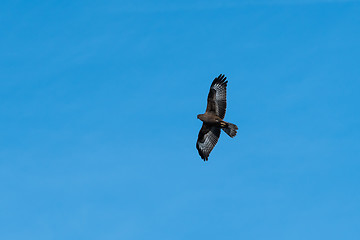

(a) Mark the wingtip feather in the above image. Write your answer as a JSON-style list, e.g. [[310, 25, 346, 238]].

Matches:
[[211, 74, 228, 87]]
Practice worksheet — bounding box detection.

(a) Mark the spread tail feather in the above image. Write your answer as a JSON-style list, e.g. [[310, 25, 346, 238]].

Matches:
[[222, 122, 238, 138]]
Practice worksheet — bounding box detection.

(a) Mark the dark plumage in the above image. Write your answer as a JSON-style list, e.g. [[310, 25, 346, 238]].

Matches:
[[196, 74, 238, 161]]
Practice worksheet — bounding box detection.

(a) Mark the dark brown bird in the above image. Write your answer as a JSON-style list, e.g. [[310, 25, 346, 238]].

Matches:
[[196, 74, 238, 161]]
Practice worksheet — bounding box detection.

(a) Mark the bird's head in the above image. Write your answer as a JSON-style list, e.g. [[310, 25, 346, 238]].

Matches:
[[197, 114, 202, 120]]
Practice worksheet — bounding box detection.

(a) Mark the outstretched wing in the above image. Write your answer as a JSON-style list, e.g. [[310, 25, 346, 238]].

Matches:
[[205, 74, 228, 119], [196, 124, 221, 161]]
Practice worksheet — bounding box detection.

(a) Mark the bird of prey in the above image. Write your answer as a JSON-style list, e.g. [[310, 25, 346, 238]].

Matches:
[[196, 74, 238, 161]]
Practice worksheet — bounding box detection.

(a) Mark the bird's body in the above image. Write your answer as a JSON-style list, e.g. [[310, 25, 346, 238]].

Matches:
[[197, 113, 222, 125], [196, 74, 238, 161]]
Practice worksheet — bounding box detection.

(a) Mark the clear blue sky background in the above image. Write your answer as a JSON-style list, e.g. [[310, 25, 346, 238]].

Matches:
[[1, 0, 359, 239]]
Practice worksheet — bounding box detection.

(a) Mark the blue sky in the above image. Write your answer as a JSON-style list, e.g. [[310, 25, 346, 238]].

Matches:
[[1, 0, 360, 239]]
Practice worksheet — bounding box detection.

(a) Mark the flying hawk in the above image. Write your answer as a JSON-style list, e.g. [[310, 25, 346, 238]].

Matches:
[[196, 74, 238, 161]]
